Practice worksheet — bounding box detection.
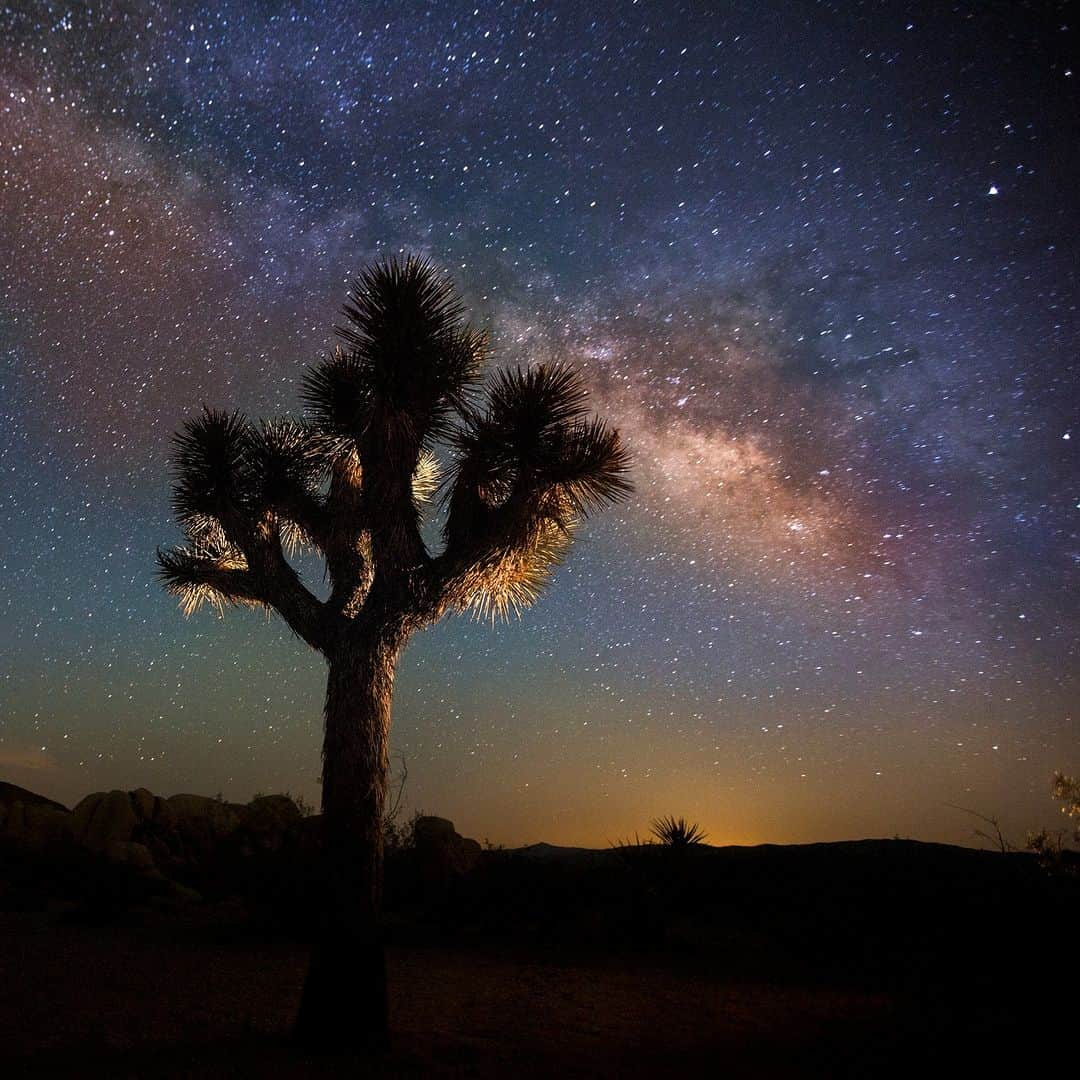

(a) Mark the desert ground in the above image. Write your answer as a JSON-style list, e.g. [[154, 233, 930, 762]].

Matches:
[[2, 909, 907, 1078], [1, 783, 1073, 1076]]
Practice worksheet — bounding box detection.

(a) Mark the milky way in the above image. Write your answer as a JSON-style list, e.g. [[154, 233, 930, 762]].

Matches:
[[2, 1, 1076, 846]]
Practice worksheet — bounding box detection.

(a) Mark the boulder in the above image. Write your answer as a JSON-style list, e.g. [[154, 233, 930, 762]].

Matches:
[[0, 798, 73, 846], [246, 794, 302, 832], [0, 782, 72, 846], [5, 780, 311, 880], [144, 800, 182, 860], [104, 839, 156, 871], [130, 787, 156, 821], [72, 787, 230, 863], [162, 794, 245, 860], [165, 793, 244, 828], [73, 790, 139, 851], [0, 781, 68, 814], [414, 816, 457, 845], [413, 816, 482, 887]]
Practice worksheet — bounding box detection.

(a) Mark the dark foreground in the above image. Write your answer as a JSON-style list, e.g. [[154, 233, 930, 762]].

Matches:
[[3, 911, 901, 1078], [2, 833, 1074, 1077]]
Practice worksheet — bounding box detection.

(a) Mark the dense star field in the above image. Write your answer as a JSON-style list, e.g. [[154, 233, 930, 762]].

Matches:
[[1, 1, 1076, 846]]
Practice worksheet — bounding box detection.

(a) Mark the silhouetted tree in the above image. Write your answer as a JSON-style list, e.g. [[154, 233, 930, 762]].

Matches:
[[156, 256, 631, 1051]]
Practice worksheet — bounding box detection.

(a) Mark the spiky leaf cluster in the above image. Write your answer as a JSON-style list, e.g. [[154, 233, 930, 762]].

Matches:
[[450, 364, 631, 523], [245, 419, 325, 507], [462, 516, 574, 621], [437, 364, 628, 620], [302, 256, 486, 448], [169, 409, 327, 545], [156, 543, 258, 616], [170, 408, 250, 530]]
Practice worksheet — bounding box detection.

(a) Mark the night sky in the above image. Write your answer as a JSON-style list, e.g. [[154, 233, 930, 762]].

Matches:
[[2, 1, 1076, 847]]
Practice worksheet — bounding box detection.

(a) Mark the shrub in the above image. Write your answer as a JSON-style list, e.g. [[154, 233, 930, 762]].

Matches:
[[1051, 772, 1080, 842], [384, 808, 424, 852]]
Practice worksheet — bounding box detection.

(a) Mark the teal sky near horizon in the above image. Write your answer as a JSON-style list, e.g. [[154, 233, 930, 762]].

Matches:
[[1, 1, 1077, 847]]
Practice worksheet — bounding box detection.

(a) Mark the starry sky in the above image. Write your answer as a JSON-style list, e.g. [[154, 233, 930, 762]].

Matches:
[[1, 1, 1077, 847]]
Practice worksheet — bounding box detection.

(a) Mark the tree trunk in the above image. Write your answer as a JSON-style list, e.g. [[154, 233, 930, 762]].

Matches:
[[294, 635, 397, 1052]]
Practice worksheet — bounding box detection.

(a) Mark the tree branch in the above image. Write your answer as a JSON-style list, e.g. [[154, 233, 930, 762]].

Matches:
[[220, 510, 337, 654], [360, 419, 431, 584], [421, 363, 630, 622], [323, 451, 374, 618]]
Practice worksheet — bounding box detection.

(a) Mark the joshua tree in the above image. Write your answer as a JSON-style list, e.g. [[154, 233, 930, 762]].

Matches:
[[156, 256, 631, 1050]]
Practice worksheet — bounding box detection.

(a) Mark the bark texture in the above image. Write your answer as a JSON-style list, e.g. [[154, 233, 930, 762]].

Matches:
[[294, 638, 398, 1051]]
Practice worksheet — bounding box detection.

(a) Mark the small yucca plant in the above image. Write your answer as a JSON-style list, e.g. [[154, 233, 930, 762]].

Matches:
[[650, 815, 708, 848]]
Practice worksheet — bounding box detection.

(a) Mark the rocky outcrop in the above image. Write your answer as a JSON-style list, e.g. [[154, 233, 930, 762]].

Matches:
[[131, 786, 156, 821], [72, 790, 140, 851], [103, 839, 156, 870], [62, 787, 304, 869], [0, 781, 68, 814], [1, 780, 309, 915], [0, 782, 72, 846], [4, 782, 489, 901], [157, 793, 246, 857], [240, 795, 303, 851]]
